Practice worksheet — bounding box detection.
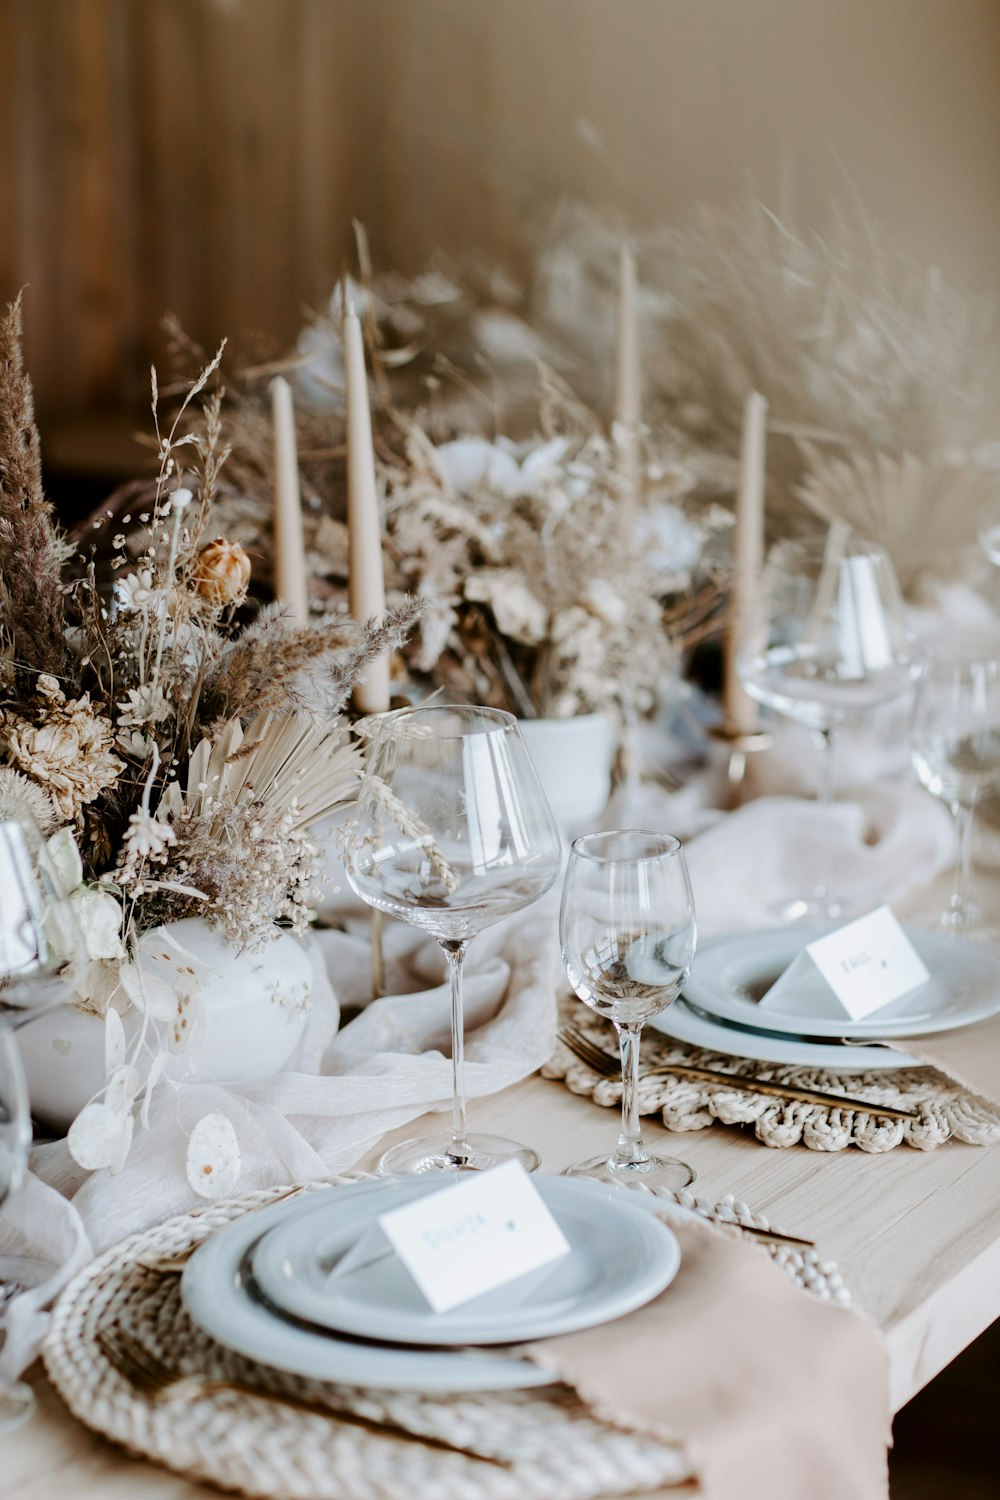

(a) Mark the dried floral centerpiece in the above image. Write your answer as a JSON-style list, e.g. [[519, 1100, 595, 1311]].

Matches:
[[379, 374, 726, 723], [0, 295, 418, 1180]]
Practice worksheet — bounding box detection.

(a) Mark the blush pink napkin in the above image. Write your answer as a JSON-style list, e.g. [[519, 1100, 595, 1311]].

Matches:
[[891, 1013, 1000, 1106], [527, 1220, 890, 1500]]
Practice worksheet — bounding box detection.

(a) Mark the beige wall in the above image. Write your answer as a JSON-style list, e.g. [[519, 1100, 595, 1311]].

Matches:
[[3, 0, 1000, 415], [374, 0, 1000, 286]]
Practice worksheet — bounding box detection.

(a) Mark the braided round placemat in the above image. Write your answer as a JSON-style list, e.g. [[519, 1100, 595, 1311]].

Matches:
[[545, 997, 1000, 1152], [42, 1176, 848, 1500]]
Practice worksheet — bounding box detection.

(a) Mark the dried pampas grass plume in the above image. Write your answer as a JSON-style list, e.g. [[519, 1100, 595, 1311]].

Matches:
[[200, 595, 424, 725], [0, 293, 69, 678]]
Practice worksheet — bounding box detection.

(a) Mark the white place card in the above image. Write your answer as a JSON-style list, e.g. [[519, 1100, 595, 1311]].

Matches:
[[330, 1161, 571, 1315], [760, 906, 930, 1023]]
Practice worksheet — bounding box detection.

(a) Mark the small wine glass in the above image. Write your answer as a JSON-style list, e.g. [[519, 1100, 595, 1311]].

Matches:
[[0, 1020, 35, 1431], [345, 703, 563, 1174], [559, 829, 697, 1190], [911, 645, 1000, 935], [738, 528, 915, 921]]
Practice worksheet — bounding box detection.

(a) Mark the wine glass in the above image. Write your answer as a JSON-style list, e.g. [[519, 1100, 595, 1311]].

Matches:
[[0, 1020, 35, 1431], [911, 645, 1000, 934], [345, 704, 563, 1174], [559, 829, 697, 1190], [737, 528, 915, 920], [0, 818, 84, 1025]]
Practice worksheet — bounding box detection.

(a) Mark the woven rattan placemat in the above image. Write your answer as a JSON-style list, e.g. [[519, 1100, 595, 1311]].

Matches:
[[42, 1175, 848, 1499], [545, 996, 1000, 1152]]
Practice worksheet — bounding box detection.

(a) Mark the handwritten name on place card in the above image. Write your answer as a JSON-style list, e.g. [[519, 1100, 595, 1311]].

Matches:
[[762, 906, 929, 1023], [378, 1161, 570, 1314]]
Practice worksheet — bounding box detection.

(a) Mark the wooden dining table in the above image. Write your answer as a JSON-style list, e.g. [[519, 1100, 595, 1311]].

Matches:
[[5, 864, 1000, 1498]]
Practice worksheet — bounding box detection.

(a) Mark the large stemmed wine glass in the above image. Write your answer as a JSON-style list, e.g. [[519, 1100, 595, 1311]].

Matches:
[[911, 645, 1000, 935], [737, 529, 915, 920], [345, 704, 563, 1174], [0, 1021, 34, 1431], [559, 830, 697, 1190]]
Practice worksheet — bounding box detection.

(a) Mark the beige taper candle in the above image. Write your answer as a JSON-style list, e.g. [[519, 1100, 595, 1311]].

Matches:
[[270, 376, 309, 626], [723, 391, 768, 731], [613, 243, 642, 517], [344, 309, 390, 714]]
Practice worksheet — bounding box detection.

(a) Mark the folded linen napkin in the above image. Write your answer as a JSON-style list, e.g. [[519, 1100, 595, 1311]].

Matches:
[[528, 1218, 890, 1500], [885, 1016, 1000, 1108], [683, 785, 956, 937]]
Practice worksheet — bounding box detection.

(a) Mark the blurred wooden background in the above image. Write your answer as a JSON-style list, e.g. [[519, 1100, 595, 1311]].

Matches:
[[3, 0, 1000, 425]]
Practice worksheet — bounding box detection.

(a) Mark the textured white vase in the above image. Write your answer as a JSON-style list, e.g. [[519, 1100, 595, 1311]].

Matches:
[[519, 712, 617, 836], [17, 918, 314, 1134]]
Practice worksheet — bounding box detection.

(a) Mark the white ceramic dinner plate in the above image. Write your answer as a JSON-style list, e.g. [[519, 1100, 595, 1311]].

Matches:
[[182, 1178, 681, 1392], [649, 997, 920, 1071], [683, 929, 1000, 1041], [250, 1176, 681, 1347]]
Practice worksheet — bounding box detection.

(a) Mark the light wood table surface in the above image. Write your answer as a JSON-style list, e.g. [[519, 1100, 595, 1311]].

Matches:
[[6, 1063, 1000, 1498], [6, 862, 1000, 1496]]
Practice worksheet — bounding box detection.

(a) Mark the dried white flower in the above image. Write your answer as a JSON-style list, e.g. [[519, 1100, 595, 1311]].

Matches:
[[464, 569, 548, 645], [0, 767, 56, 832], [117, 684, 173, 731]]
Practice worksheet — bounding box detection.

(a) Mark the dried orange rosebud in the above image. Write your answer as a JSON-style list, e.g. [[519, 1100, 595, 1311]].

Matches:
[[193, 538, 251, 604]]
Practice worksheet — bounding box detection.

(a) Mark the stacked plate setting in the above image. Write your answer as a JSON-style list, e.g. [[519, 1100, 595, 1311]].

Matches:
[[180, 1177, 682, 1394], [649, 928, 1000, 1072]]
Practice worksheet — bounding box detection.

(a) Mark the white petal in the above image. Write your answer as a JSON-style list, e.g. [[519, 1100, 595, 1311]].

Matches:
[[67, 1101, 133, 1172], [45, 828, 83, 897], [186, 1113, 241, 1199], [140, 1052, 169, 1129], [70, 889, 125, 960], [167, 990, 204, 1055], [105, 1064, 140, 1115], [119, 962, 177, 1020], [104, 1007, 126, 1075]]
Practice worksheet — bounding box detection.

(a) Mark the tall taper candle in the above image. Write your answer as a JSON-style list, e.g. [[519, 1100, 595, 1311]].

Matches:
[[724, 391, 768, 731], [613, 243, 641, 514], [344, 309, 390, 714], [270, 376, 309, 625]]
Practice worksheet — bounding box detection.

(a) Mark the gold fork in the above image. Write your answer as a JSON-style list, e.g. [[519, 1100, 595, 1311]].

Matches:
[[557, 1026, 920, 1123], [97, 1325, 509, 1465]]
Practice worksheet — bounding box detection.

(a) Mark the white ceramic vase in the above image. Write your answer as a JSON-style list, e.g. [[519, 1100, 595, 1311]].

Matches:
[[519, 712, 617, 837], [17, 917, 315, 1134]]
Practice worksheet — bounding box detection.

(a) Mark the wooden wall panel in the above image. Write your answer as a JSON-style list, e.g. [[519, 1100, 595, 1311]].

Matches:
[[2, 0, 382, 417], [2, 0, 1000, 422]]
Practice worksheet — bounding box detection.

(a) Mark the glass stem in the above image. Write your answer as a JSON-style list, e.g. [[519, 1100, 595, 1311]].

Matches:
[[813, 726, 836, 915], [951, 800, 976, 923], [613, 1021, 649, 1167], [442, 939, 472, 1161]]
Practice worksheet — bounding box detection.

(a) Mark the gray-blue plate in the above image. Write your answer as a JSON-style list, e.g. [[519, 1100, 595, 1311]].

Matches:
[[250, 1176, 681, 1347], [181, 1178, 681, 1392], [683, 928, 1000, 1040]]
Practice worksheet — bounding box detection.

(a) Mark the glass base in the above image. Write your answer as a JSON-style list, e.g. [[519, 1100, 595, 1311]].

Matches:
[[564, 1153, 695, 1192], [377, 1132, 541, 1176], [779, 893, 842, 925], [0, 1380, 35, 1433]]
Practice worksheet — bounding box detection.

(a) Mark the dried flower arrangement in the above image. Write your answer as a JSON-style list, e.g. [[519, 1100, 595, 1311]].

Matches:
[[534, 198, 1000, 591], [159, 313, 729, 730], [379, 371, 729, 721], [0, 294, 419, 1177]]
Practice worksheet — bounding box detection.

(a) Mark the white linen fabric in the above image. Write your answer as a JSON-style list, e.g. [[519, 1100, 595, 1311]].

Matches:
[[0, 911, 557, 1380]]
